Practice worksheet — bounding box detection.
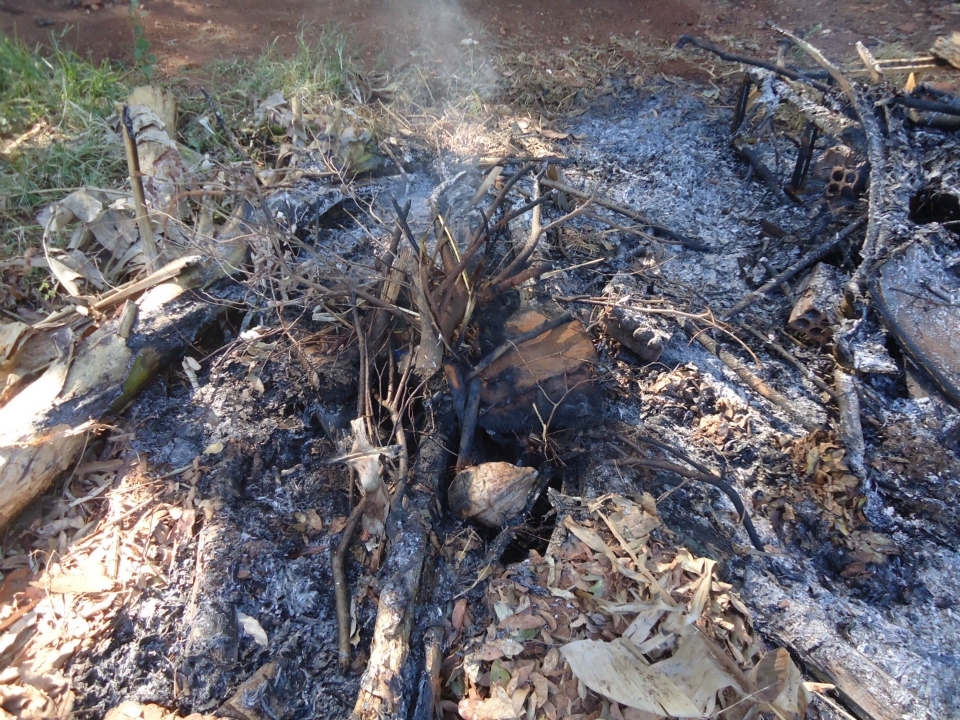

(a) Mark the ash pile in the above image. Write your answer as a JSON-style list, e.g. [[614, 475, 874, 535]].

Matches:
[[3, 29, 960, 720]]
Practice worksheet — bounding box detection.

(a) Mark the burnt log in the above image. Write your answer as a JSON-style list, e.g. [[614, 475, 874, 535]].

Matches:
[[352, 398, 456, 720], [473, 298, 600, 435]]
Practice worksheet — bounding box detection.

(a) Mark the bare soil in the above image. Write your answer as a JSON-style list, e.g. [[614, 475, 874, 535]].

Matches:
[[1, 0, 955, 75]]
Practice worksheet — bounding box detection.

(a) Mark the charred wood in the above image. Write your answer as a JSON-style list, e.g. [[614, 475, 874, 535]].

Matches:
[[352, 400, 456, 720], [722, 218, 864, 320], [677, 35, 831, 92]]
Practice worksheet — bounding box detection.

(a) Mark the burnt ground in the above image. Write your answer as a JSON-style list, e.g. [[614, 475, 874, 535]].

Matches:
[[4, 2, 960, 720], [53, 75, 960, 720], [1, 0, 958, 79]]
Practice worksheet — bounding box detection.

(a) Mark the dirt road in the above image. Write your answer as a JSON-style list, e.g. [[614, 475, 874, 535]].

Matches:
[[1, 0, 952, 75]]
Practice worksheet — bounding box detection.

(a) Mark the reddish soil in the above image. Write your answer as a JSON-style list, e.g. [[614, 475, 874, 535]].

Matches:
[[1, 0, 954, 76]]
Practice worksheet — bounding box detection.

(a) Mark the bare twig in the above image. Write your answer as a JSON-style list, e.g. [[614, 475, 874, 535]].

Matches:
[[677, 35, 830, 92], [333, 496, 367, 668], [610, 455, 764, 551], [681, 318, 822, 433], [734, 142, 793, 205], [540, 178, 710, 250], [721, 218, 864, 320], [491, 182, 599, 283]]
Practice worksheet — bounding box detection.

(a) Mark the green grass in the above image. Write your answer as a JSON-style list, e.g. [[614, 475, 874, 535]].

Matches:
[[0, 25, 383, 258], [1, 32, 129, 255]]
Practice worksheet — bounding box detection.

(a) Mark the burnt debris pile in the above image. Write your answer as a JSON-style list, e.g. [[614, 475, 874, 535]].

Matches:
[[3, 30, 960, 720]]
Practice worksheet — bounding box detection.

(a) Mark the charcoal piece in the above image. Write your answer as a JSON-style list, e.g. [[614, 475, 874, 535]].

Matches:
[[603, 308, 673, 362]]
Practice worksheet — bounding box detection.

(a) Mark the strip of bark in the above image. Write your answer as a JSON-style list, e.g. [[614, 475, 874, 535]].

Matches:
[[0, 245, 247, 531]]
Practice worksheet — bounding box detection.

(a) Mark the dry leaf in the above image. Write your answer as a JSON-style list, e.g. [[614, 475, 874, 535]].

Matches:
[[501, 613, 546, 631], [327, 517, 348, 535], [42, 567, 116, 595], [304, 509, 323, 532], [248, 374, 265, 394], [452, 598, 468, 630], [458, 686, 522, 720], [561, 634, 737, 718], [751, 648, 790, 703]]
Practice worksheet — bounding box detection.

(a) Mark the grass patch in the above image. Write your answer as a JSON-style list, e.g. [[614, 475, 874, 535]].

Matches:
[[0, 32, 129, 256]]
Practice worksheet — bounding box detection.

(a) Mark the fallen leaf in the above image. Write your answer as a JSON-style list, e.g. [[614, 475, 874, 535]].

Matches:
[[751, 648, 790, 703], [458, 686, 521, 720], [327, 517, 348, 535], [203, 442, 224, 455], [561, 633, 737, 717], [501, 613, 546, 631], [453, 598, 468, 630], [305, 509, 323, 532]]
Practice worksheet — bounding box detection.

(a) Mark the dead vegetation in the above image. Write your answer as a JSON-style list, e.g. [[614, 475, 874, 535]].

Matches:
[[2, 21, 960, 720]]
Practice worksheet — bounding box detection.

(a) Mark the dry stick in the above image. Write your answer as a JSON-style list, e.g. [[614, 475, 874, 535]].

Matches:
[[382, 349, 415, 542], [411, 626, 445, 720], [610, 456, 765, 552], [200, 87, 246, 158], [734, 143, 793, 205], [121, 106, 159, 272], [770, 26, 887, 291], [435, 162, 540, 304], [738, 321, 836, 400], [391, 197, 421, 256], [496, 184, 599, 283], [370, 205, 412, 351], [677, 35, 831, 92], [540, 178, 711, 251], [351, 298, 374, 437], [477, 262, 552, 303], [721, 218, 865, 320], [465, 311, 574, 382], [493, 192, 556, 230], [489, 171, 543, 283], [682, 318, 822, 433], [333, 496, 367, 668], [760, 258, 795, 303], [889, 95, 960, 117]]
